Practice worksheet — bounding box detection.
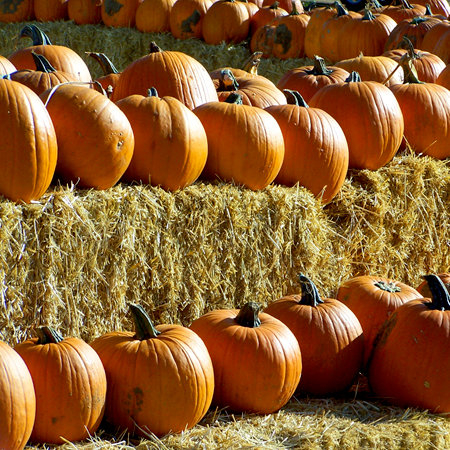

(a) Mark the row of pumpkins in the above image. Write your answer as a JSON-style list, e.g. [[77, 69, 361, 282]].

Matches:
[[1, 272, 449, 448], [1, 25, 449, 205]]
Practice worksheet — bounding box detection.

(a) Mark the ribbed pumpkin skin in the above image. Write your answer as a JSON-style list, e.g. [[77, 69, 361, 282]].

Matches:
[[265, 103, 349, 203], [116, 94, 208, 191], [68, 0, 102, 24], [189, 309, 302, 414], [41, 84, 134, 190], [264, 297, 363, 396], [0, 55, 16, 75], [433, 28, 450, 64], [34, 0, 68, 21], [137, 0, 175, 33], [417, 273, 450, 297], [368, 299, 450, 413], [389, 82, 450, 159], [112, 48, 218, 108], [0, 79, 57, 203], [0, 0, 33, 22], [90, 325, 214, 437], [436, 63, 450, 89], [337, 275, 422, 367], [309, 80, 404, 170], [0, 341, 36, 450], [14, 336, 106, 444], [101, 0, 142, 27], [304, 6, 336, 58], [169, 0, 212, 39], [194, 101, 285, 190]]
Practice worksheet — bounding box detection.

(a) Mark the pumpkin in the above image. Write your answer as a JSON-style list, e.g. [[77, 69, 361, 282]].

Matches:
[[34, 0, 69, 21], [262, 0, 302, 13], [421, 20, 450, 52], [276, 56, 350, 103], [336, 274, 422, 367], [202, 0, 250, 45], [8, 25, 92, 83], [0, 78, 57, 203], [0, 341, 36, 450], [8, 52, 81, 96], [194, 93, 285, 190], [266, 90, 349, 203], [250, 23, 277, 57], [265, 274, 363, 396], [86, 51, 121, 98], [116, 88, 208, 191], [137, 0, 176, 32], [101, 0, 142, 27], [190, 301, 302, 413], [169, 0, 212, 39], [67, 0, 102, 24], [0, 0, 33, 22], [432, 27, 450, 64], [304, 5, 336, 58], [416, 273, 450, 297], [14, 327, 106, 444], [91, 304, 214, 437], [368, 275, 450, 413], [309, 72, 404, 171], [436, 62, 450, 88], [381, 0, 426, 22], [250, 1, 288, 34], [40, 84, 134, 190], [0, 55, 16, 75], [112, 42, 218, 108], [411, 0, 450, 16], [389, 56, 450, 159]]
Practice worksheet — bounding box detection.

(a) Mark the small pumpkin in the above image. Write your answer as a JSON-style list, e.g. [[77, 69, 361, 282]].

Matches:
[[190, 301, 302, 413], [14, 327, 107, 444], [91, 304, 215, 437], [0, 340, 36, 450]]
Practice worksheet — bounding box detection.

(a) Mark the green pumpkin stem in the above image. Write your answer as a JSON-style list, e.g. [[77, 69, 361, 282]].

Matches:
[[362, 9, 375, 20], [345, 71, 362, 82], [270, 1, 280, 9], [31, 51, 56, 73], [147, 87, 159, 97], [423, 275, 450, 310], [86, 52, 119, 75], [298, 273, 324, 306], [335, 1, 349, 16], [219, 69, 240, 91], [224, 92, 243, 104], [290, 2, 300, 15], [235, 302, 262, 328], [34, 326, 64, 344], [374, 280, 401, 292], [283, 89, 309, 107], [242, 52, 262, 75], [19, 25, 52, 45], [130, 304, 161, 340]]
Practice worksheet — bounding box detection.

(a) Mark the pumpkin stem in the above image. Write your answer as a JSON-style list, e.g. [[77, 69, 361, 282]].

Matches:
[[86, 52, 119, 75], [345, 71, 362, 82], [219, 69, 240, 91], [298, 273, 324, 306], [283, 89, 309, 107], [224, 92, 243, 104], [19, 25, 52, 45], [149, 41, 163, 54], [423, 275, 450, 310], [242, 51, 262, 75], [362, 8, 375, 20], [399, 36, 419, 59], [31, 51, 56, 73], [307, 56, 333, 76], [130, 303, 161, 340], [235, 302, 262, 327], [34, 326, 64, 344], [424, 4, 433, 15], [399, 55, 423, 84], [269, 1, 280, 9], [374, 280, 401, 293], [335, 1, 349, 16], [290, 2, 300, 15], [147, 87, 159, 97]]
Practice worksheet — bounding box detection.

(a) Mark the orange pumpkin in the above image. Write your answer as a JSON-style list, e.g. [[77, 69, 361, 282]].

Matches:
[[421, 20, 450, 52], [15, 327, 106, 444], [194, 93, 285, 190], [265, 274, 363, 396], [137, 0, 176, 32], [304, 5, 336, 58], [436, 62, 450, 88], [0, 341, 36, 450], [0, 78, 57, 203], [169, 0, 212, 39], [116, 88, 208, 191], [101, 0, 142, 27], [67, 0, 102, 24], [41, 84, 134, 190], [432, 27, 450, 64], [0, 55, 16, 75], [0, 0, 33, 22], [86, 51, 121, 98], [250, 1, 288, 34], [337, 274, 422, 367], [91, 304, 215, 437], [190, 302, 302, 413], [417, 273, 450, 297], [34, 0, 69, 21], [381, 0, 426, 22]]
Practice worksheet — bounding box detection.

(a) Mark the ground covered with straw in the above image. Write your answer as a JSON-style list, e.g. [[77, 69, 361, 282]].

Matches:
[[0, 19, 449, 450]]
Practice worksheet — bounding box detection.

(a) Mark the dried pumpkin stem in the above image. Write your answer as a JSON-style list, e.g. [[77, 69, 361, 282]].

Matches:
[[31, 51, 57, 73], [298, 273, 323, 306], [86, 52, 119, 75], [283, 89, 309, 107], [307, 56, 333, 76], [235, 302, 262, 328], [130, 303, 161, 340], [19, 24, 52, 45], [34, 326, 64, 344], [374, 281, 401, 293], [423, 275, 450, 310]]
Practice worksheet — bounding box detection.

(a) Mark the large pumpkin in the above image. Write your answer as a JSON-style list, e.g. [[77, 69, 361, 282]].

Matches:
[[368, 275, 450, 413], [116, 88, 208, 191], [14, 327, 106, 445], [0, 78, 57, 203], [112, 42, 218, 108], [40, 84, 134, 190], [264, 274, 363, 396], [190, 301, 302, 413], [0, 341, 36, 450], [336, 274, 422, 367], [193, 93, 285, 190], [90, 304, 215, 437]]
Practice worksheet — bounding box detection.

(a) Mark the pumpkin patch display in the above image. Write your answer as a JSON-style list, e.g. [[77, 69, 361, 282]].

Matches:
[[264, 274, 363, 396], [40, 84, 135, 190], [0, 78, 57, 203], [14, 327, 107, 445], [337, 275, 423, 367], [368, 275, 450, 413], [116, 87, 208, 191], [91, 304, 215, 437], [190, 301, 302, 413], [0, 341, 36, 450]]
